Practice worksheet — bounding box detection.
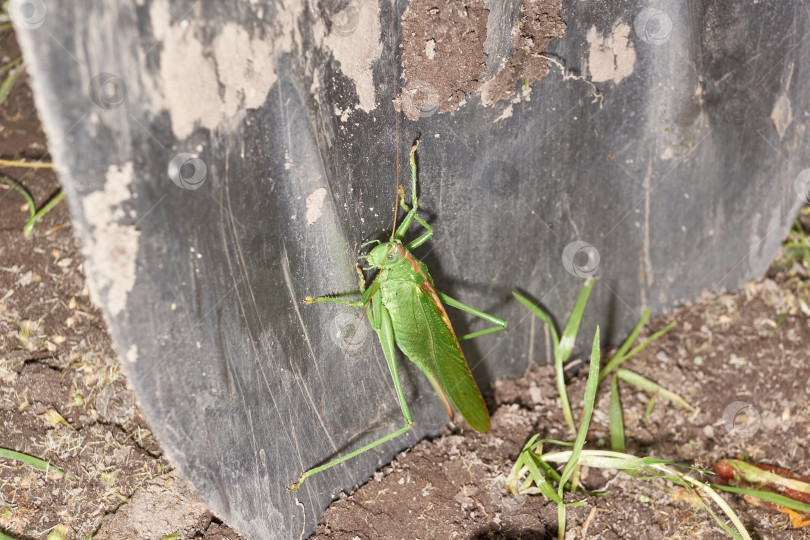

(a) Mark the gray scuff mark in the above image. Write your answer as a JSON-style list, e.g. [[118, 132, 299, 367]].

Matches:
[[642, 160, 653, 304], [148, 0, 300, 139], [279, 242, 339, 449], [771, 94, 792, 140], [561, 194, 581, 239], [772, 60, 795, 141], [315, 0, 382, 112], [586, 23, 636, 84], [81, 162, 140, 318], [305, 187, 328, 225]]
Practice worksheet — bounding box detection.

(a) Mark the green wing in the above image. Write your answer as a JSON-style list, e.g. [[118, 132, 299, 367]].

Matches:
[[386, 283, 490, 433]]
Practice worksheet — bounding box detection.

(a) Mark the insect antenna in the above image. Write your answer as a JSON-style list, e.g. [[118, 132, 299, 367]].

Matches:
[[390, 0, 401, 241], [318, 0, 401, 434]]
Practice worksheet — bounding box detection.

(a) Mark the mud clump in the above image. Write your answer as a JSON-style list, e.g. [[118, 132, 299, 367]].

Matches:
[[396, 0, 566, 120]]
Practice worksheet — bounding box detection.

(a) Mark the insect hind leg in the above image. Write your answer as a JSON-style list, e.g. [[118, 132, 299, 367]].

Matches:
[[436, 291, 507, 340], [287, 304, 414, 492]]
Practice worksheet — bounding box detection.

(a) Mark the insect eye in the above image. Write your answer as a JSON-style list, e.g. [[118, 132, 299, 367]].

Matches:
[[386, 252, 396, 261]]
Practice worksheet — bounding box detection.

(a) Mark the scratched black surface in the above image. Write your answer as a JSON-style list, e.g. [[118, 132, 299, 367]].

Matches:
[[14, 0, 809, 538]]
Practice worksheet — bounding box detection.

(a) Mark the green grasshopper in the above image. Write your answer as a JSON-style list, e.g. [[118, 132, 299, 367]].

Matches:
[[288, 141, 507, 491]]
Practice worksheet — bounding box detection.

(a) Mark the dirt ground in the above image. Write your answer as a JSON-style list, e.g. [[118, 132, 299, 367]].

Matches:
[[395, 0, 566, 119], [4, 18, 810, 540], [311, 268, 810, 540]]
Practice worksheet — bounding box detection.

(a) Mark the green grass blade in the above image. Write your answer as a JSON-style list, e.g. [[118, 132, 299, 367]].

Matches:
[[557, 279, 595, 432], [770, 310, 789, 335], [532, 438, 575, 448], [609, 374, 625, 453], [24, 190, 65, 237], [621, 321, 677, 365], [557, 278, 595, 363], [523, 453, 562, 504], [522, 452, 544, 486], [599, 309, 649, 383], [643, 394, 657, 422], [520, 433, 541, 454], [557, 326, 601, 540], [556, 365, 575, 433], [512, 292, 560, 350], [512, 291, 575, 431], [537, 476, 560, 501], [711, 484, 810, 513], [700, 500, 745, 540], [695, 483, 751, 540], [0, 531, 20, 540], [600, 318, 676, 383], [0, 447, 64, 476], [557, 502, 566, 540], [0, 176, 36, 219], [638, 457, 711, 474], [0, 60, 23, 106], [558, 326, 601, 489], [616, 368, 691, 409], [0, 56, 21, 76], [525, 450, 604, 496]]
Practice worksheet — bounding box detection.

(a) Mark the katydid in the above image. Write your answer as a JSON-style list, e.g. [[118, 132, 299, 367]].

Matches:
[[288, 141, 506, 491]]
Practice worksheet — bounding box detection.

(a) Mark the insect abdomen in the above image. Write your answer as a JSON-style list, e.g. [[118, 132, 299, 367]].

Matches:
[[383, 281, 490, 432]]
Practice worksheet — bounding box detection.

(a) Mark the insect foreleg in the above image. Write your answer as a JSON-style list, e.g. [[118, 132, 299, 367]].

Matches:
[[399, 198, 433, 250], [287, 303, 414, 492], [436, 291, 507, 341], [304, 295, 364, 308], [304, 265, 369, 308], [355, 264, 367, 293]]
